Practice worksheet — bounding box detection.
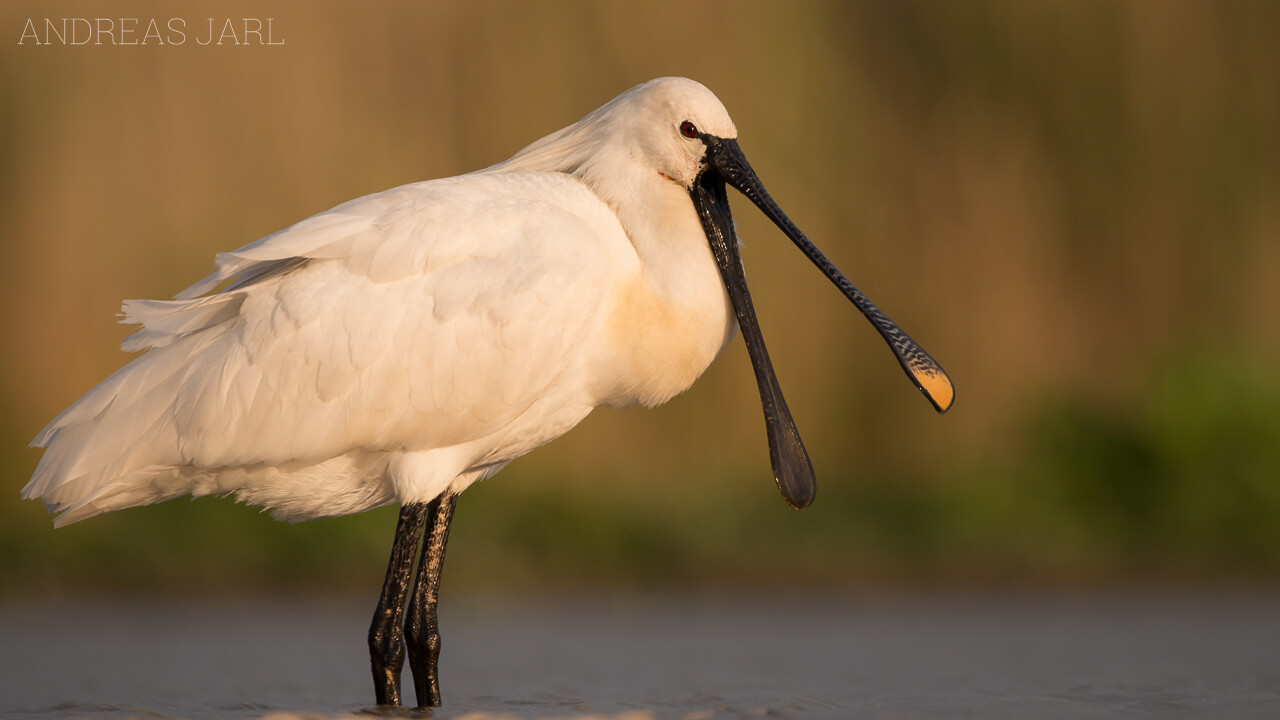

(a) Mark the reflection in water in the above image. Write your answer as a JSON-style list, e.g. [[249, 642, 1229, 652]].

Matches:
[[2, 592, 1278, 719]]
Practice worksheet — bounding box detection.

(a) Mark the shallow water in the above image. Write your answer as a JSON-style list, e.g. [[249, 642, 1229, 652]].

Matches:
[[2, 590, 1278, 719]]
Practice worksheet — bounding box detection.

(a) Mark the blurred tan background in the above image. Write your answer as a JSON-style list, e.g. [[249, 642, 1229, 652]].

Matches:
[[3, 1, 1277, 596]]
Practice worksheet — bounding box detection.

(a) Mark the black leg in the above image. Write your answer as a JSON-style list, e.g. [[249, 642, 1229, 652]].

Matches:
[[405, 493, 458, 707], [368, 502, 428, 707]]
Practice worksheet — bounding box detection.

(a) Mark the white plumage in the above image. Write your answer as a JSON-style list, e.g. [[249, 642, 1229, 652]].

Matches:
[[27, 78, 740, 527]]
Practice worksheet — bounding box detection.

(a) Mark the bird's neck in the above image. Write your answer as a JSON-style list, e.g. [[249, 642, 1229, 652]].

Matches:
[[578, 150, 714, 295], [581, 156, 739, 409]]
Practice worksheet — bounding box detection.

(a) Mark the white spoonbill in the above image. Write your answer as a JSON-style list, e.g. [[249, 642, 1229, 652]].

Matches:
[[24, 77, 953, 707]]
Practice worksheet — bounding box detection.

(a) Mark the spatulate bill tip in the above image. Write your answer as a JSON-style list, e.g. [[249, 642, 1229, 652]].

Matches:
[[773, 442, 817, 509], [782, 488, 816, 510], [910, 365, 955, 414]]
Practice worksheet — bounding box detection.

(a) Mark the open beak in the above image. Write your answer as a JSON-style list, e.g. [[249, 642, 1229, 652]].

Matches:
[[690, 135, 954, 510]]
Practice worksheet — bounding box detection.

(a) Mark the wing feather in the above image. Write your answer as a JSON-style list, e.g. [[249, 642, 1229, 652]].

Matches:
[[27, 173, 624, 523]]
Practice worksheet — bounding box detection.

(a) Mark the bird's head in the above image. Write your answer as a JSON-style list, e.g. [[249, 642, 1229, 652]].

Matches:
[[498, 77, 954, 510]]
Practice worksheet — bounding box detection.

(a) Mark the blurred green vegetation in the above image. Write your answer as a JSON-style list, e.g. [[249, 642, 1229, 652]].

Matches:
[[7, 347, 1277, 595], [2, 1, 1278, 595]]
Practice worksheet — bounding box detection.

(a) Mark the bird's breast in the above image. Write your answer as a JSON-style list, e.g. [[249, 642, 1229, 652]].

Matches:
[[594, 267, 736, 409]]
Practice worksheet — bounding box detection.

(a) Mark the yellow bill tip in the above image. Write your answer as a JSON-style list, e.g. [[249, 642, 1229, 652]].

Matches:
[[912, 366, 955, 414]]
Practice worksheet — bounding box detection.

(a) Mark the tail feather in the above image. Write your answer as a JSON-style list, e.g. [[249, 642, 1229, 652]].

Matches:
[[26, 183, 419, 525], [25, 311, 227, 522], [48, 466, 188, 527]]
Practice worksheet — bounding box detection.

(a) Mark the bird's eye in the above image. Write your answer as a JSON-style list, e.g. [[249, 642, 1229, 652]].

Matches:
[[679, 121, 699, 139]]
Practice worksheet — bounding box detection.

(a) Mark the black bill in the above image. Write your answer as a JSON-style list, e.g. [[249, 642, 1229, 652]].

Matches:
[[690, 135, 955, 510]]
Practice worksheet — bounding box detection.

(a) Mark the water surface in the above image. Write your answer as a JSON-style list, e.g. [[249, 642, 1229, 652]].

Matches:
[[3, 591, 1277, 719]]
